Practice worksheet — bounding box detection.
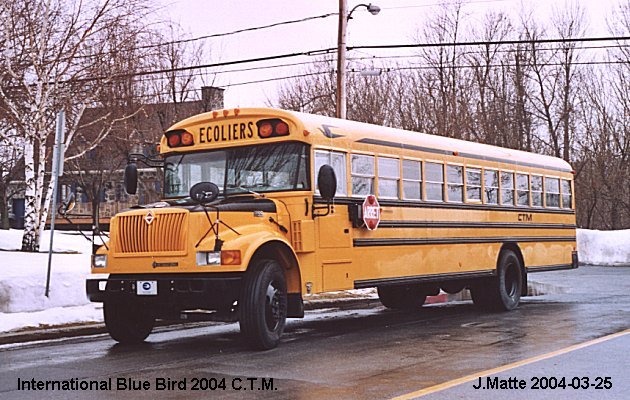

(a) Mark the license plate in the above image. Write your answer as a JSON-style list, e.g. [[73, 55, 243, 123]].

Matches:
[[137, 281, 157, 295]]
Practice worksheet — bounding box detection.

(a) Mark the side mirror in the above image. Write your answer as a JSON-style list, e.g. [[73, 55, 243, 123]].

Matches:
[[317, 165, 337, 201], [124, 163, 138, 195], [190, 182, 220, 204]]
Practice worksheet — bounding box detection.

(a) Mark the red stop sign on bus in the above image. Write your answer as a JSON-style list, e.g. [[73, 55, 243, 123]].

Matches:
[[362, 195, 381, 230]]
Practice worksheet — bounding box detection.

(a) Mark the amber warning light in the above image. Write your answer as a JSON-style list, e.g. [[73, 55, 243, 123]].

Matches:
[[256, 119, 290, 139], [165, 129, 194, 148]]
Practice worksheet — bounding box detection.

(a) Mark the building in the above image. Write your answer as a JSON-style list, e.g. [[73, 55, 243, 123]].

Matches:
[[9, 86, 224, 229]]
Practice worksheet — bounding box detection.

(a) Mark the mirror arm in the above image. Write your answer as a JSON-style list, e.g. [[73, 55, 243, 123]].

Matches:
[[312, 200, 334, 219], [127, 153, 164, 168]]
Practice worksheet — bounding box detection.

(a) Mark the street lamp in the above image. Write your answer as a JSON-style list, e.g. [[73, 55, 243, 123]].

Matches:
[[336, 2, 380, 119]]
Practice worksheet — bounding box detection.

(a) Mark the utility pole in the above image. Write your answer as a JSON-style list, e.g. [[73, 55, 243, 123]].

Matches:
[[336, 0, 348, 119], [336, 2, 380, 120]]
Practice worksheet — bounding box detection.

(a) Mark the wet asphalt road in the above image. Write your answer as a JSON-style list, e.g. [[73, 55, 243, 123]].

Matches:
[[1, 265, 629, 399]]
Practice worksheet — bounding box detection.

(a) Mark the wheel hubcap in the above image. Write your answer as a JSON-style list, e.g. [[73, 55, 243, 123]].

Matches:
[[265, 281, 283, 331]]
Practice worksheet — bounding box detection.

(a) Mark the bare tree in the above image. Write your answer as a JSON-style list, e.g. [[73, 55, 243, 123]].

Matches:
[[0, 0, 154, 251], [415, 1, 471, 138], [521, 2, 586, 161], [0, 120, 23, 229], [147, 25, 215, 131]]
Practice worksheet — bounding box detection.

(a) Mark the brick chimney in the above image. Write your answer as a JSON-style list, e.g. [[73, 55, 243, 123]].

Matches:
[[201, 86, 225, 111]]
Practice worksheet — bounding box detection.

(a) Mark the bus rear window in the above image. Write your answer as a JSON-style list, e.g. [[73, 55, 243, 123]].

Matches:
[[561, 179, 572, 209]]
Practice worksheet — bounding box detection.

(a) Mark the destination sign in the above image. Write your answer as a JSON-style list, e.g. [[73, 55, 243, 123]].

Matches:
[[199, 122, 255, 144]]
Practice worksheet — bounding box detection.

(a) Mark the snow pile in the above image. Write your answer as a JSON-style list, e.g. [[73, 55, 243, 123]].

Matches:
[[0, 229, 94, 253], [577, 228, 630, 266], [0, 304, 102, 333], [0, 230, 95, 315]]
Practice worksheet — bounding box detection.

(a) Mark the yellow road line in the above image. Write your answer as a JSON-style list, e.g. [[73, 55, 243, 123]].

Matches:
[[391, 328, 630, 400]]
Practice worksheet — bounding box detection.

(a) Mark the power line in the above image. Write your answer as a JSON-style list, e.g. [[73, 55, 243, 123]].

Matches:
[[135, 12, 338, 50], [74, 47, 337, 83], [383, 0, 515, 10], [349, 35, 630, 51], [126, 42, 630, 87], [124, 39, 630, 87], [128, 35, 630, 82], [52, 12, 340, 63], [105, 58, 628, 103], [12, 36, 630, 88]]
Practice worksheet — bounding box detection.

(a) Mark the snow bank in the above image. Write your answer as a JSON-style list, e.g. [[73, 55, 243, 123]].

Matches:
[[0, 228, 95, 253], [0, 230, 95, 316], [577, 228, 630, 266], [0, 304, 102, 333], [0, 251, 92, 313]]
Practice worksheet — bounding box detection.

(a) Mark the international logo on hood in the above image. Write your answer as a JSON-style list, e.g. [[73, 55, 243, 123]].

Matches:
[[144, 211, 155, 225]]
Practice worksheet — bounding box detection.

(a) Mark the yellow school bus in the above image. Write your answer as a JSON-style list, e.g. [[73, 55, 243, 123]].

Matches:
[[87, 107, 577, 349]]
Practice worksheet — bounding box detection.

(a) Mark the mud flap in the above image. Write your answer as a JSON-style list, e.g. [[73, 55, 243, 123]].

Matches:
[[287, 293, 304, 318]]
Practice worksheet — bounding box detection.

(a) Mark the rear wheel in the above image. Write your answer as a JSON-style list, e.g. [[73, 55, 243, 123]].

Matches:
[[377, 285, 427, 310], [104, 301, 155, 344], [239, 259, 287, 350], [471, 250, 522, 311]]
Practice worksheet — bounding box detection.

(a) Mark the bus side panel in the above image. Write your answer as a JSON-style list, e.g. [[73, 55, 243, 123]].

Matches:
[[350, 242, 502, 283]]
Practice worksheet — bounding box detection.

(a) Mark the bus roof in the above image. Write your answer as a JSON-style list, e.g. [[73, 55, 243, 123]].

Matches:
[[168, 107, 573, 174]]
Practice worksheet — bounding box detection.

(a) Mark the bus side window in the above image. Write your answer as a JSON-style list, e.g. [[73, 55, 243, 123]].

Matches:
[[315, 150, 347, 196], [402, 160, 422, 200], [466, 167, 481, 202], [561, 179, 572, 209], [447, 165, 464, 203], [484, 169, 499, 204], [516, 173, 530, 206], [425, 162, 444, 201], [531, 175, 543, 207], [378, 156, 400, 199], [545, 177, 560, 208], [500, 172, 515, 206], [351, 154, 375, 196]]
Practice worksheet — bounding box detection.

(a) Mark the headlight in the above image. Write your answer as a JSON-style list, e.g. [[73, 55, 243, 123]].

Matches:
[[93, 254, 107, 268], [196, 251, 221, 266]]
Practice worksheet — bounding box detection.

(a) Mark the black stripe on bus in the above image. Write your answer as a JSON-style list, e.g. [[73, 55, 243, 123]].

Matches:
[[354, 270, 495, 289], [379, 221, 577, 230], [319, 197, 576, 215], [526, 264, 576, 273], [354, 263, 576, 288], [353, 236, 576, 247], [355, 138, 573, 173]]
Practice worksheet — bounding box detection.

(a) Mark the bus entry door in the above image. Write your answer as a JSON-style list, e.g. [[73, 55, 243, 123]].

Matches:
[[316, 208, 354, 292]]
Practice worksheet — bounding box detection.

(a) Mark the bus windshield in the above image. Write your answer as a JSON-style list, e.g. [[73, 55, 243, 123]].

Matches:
[[163, 142, 309, 199]]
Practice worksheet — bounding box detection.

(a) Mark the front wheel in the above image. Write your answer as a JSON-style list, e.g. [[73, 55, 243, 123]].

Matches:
[[471, 250, 522, 311], [239, 259, 287, 350], [104, 301, 155, 344]]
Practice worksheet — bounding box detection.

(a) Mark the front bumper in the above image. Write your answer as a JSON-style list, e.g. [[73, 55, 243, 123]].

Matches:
[[86, 273, 243, 312]]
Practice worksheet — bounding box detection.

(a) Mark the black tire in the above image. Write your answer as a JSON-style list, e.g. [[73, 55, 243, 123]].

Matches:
[[104, 301, 155, 344], [471, 250, 522, 311], [377, 285, 427, 310], [441, 281, 465, 295], [239, 259, 287, 350]]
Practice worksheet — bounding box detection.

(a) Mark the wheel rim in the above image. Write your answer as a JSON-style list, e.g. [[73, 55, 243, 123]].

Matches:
[[265, 280, 284, 331], [504, 262, 519, 297]]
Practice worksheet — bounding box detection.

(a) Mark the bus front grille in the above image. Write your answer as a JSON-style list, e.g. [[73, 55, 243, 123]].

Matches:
[[115, 211, 187, 254]]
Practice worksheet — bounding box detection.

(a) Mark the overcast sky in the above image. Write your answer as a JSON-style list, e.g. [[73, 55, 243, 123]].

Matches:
[[159, 0, 623, 108]]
